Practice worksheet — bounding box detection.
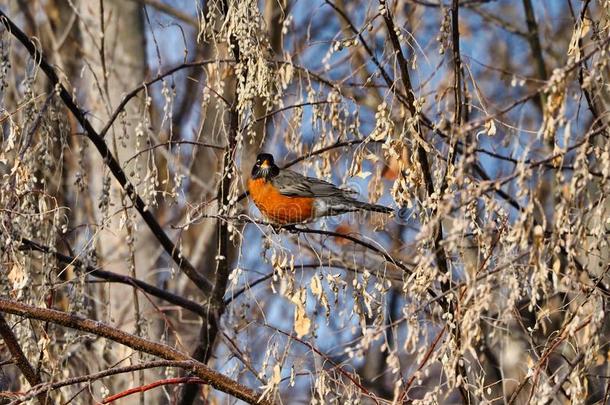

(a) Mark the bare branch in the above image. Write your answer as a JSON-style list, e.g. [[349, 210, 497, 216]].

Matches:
[[0, 315, 47, 405], [0, 11, 215, 298], [0, 299, 269, 405], [18, 237, 209, 317]]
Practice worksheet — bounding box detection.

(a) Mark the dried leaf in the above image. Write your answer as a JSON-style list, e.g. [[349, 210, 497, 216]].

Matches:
[[310, 275, 322, 298], [294, 305, 311, 338]]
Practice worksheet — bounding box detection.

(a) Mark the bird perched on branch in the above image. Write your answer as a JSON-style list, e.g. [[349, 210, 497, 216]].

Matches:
[[247, 153, 392, 224]]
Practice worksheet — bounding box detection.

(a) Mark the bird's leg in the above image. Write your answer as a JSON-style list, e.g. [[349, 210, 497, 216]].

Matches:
[[268, 223, 283, 233], [281, 224, 298, 233]]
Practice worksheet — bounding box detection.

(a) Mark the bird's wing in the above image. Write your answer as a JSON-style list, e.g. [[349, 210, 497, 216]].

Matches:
[[271, 170, 355, 198]]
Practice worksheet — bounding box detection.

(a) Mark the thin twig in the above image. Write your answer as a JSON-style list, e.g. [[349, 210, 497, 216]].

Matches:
[[124, 140, 224, 165], [103, 377, 206, 404], [267, 324, 382, 405], [18, 91, 54, 160], [126, 0, 199, 28], [99, 59, 233, 139], [10, 360, 196, 405]]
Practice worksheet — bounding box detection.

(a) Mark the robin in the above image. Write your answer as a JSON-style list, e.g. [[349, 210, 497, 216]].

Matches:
[[247, 153, 392, 224]]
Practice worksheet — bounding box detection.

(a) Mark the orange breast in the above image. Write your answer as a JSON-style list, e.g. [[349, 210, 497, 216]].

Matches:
[[247, 178, 314, 224]]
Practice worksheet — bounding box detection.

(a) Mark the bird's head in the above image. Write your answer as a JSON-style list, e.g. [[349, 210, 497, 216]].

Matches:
[[251, 153, 280, 180]]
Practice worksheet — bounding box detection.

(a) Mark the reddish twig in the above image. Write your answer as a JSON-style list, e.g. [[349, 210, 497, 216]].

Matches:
[[399, 326, 446, 401], [102, 377, 206, 404], [10, 360, 196, 405]]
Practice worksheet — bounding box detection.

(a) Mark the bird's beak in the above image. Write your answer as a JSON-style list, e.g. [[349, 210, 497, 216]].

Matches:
[[260, 160, 270, 169]]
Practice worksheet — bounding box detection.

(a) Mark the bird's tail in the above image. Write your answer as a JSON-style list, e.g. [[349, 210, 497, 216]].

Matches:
[[349, 199, 393, 214]]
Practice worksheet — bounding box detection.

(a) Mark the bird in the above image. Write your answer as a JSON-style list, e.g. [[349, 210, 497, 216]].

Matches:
[[247, 153, 392, 224]]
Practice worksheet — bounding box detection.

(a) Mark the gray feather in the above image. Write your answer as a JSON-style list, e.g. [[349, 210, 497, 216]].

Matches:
[[271, 170, 392, 216], [271, 170, 355, 197]]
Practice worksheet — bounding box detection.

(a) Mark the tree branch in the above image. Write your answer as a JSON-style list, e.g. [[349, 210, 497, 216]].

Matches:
[[0, 315, 47, 405], [377, 0, 451, 298], [179, 1, 242, 403], [0, 299, 269, 405], [18, 237, 209, 317], [521, 0, 548, 110], [0, 11, 215, 299], [378, 1, 471, 399]]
